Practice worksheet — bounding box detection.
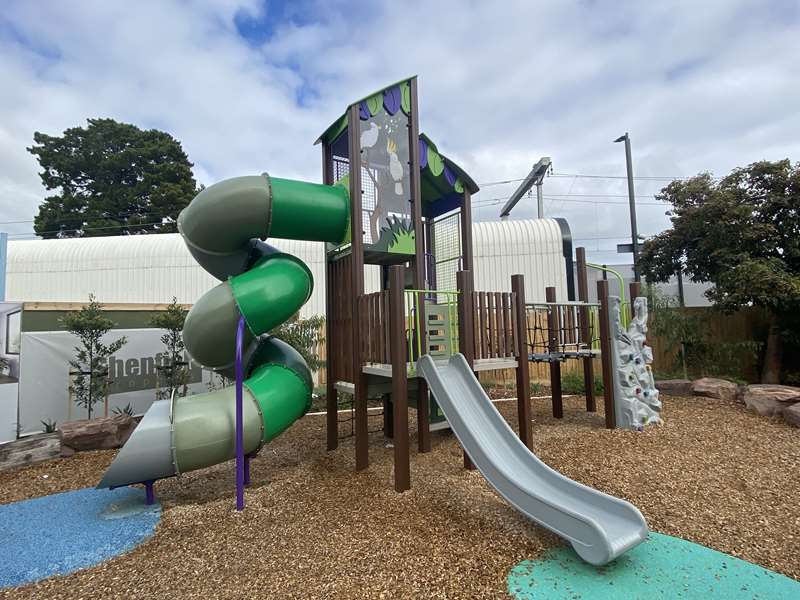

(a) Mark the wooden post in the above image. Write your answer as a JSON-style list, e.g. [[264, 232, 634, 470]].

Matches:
[[546, 287, 563, 418], [389, 265, 410, 492], [512, 275, 532, 449], [629, 281, 641, 321], [347, 104, 369, 471], [575, 247, 596, 413], [323, 142, 339, 451], [457, 270, 477, 469], [597, 280, 616, 429], [409, 77, 430, 454]]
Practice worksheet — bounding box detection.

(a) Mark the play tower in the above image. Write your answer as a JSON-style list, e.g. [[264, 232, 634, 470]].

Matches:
[[317, 76, 533, 490]]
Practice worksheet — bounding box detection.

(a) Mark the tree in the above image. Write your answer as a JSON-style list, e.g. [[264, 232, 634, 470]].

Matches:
[[149, 298, 190, 400], [640, 160, 800, 383], [62, 295, 128, 419], [28, 118, 199, 238]]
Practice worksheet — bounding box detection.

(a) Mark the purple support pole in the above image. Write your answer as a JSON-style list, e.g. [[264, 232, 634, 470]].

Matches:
[[144, 480, 155, 505], [244, 454, 251, 486], [235, 315, 246, 511]]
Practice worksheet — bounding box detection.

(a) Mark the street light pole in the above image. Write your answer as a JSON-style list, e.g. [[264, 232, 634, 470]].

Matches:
[[614, 132, 640, 282]]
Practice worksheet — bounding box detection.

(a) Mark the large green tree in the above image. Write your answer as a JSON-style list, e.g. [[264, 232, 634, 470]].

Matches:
[[640, 159, 800, 383], [28, 118, 199, 238]]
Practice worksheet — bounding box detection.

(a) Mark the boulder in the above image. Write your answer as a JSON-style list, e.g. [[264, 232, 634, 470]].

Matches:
[[742, 385, 800, 418], [783, 403, 800, 427], [744, 394, 787, 417], [656, 379, 693, 397], [742, 384, 800, 404], [691, 378, 741, 402], [59, 414, 137, 452]]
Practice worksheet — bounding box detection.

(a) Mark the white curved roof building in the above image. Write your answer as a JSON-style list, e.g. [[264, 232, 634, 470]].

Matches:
[[5, 218, 573, 315]]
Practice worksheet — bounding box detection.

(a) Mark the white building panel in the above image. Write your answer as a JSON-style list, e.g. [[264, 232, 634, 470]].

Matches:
[[472, 219, 568, 303], [6, 219, 569, 315]]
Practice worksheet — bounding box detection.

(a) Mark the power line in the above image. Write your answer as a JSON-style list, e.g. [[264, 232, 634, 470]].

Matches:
[[478, 172, 704, 187], [7, 219, 175, 238]]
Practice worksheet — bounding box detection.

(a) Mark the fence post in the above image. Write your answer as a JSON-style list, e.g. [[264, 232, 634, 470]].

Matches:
[[512, 275, 532, 449], [545, 287, 563, 419], [597, 279, 616, 429], [457, 270, 477, 470], [389, 265, 410, 491], [576, 247, 596, 413]]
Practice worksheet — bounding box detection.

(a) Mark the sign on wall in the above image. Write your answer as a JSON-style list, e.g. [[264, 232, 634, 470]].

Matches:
[[17, 329, 212, 436]]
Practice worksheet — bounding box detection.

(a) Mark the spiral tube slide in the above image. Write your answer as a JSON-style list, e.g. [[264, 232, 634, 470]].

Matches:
[[98, 175, 350, 489]]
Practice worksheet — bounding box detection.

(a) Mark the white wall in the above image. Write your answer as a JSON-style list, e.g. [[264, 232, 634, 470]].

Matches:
[[0, 383, 17, 443], [6, 220, 569, 316]]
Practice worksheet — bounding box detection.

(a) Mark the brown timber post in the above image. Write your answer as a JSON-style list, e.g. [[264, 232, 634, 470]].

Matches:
[[512, 274, 532, 449], [460, 181, 476, 470], [457, 270, 477, 470], [389, 265, 410, 492], [546, 286, 563, 418], [408, 77, 430, 454], [322, 141, 339, 450], [597, 279, 616, 429], [347, 104, 369, 470], [575, 247, 596, 413]]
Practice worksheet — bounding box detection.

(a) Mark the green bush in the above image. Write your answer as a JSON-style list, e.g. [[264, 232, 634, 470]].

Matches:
[[561, 371, 604, 395]]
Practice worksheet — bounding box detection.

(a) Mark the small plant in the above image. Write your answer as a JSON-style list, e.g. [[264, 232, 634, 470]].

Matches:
[[61, 295, 128, 419], [530, 381, 546, 395], [112, 402, 135, 417], [40, 419, 58, 433], [149, 297, 190, 401], [270, 315, 326, 372]]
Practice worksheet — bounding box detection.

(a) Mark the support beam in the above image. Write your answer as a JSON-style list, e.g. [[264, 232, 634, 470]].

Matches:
[[457, 270, 477, 469], [409, 77, 430, 455], [546, 286, 563, 419], [575, 247, 596, 413], [322, 142, 339, 451], [347, 104, 369, 471], [512, 274, 532, 449], [597, 280, 616, 429], [390, 265, 410, 492]]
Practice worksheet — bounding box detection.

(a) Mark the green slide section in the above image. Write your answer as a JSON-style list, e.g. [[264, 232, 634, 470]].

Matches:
[[173, 173, 349, 474], [97, 173, 349, 488]]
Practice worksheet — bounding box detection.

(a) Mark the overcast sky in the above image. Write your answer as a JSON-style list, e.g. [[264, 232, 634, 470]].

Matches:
[[1, 0, 798, 263]]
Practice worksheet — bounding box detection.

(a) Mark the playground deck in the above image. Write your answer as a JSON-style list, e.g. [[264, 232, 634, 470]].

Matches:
[[1, 393, 798, 599]]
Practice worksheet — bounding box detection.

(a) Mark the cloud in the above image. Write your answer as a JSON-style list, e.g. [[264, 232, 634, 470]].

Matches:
[[1, 0, 798, 263]]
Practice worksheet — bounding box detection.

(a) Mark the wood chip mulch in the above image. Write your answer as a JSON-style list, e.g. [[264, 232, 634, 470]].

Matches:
[[0, 394, 798, 599]]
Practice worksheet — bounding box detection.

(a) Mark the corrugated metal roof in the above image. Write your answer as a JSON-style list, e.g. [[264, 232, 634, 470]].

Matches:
[[6, 219, 568, 315], [472, 219, 568, 303]]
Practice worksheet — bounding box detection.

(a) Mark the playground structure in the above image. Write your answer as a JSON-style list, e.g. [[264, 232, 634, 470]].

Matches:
[[97, 77, 653, 565]]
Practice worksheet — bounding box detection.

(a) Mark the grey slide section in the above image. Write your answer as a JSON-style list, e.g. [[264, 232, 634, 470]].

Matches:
[[418, 354, 648, 565], [97, 400, 176, 489]]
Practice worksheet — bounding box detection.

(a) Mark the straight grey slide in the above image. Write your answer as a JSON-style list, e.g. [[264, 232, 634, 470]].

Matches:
[[418, 353, 648, 565]]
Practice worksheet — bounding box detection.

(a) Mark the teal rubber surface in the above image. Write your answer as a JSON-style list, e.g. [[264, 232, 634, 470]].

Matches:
[[507, 532, 800, 599], [0, 487, 160, 589]]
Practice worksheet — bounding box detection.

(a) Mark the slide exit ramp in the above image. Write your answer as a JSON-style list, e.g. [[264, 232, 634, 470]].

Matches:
[[418, 353, 648, 566]]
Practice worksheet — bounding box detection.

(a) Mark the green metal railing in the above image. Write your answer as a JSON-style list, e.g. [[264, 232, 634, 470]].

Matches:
[[404, 289, 459, 364], [587, 262, 630, 328]]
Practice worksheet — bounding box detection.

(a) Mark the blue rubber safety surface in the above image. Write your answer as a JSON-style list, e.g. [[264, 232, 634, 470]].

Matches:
[[507, 532, 800, 599], [0, 486, 160, 589]]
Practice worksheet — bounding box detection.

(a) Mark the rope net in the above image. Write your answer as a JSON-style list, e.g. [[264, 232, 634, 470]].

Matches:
[[525, 303, 600, 363]]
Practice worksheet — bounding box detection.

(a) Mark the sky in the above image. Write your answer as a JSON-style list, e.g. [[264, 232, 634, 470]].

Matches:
[[1, 0, 799, 263]]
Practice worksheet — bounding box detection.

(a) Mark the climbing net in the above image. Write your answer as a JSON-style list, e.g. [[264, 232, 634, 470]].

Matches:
[[525, 301, 601, 363]]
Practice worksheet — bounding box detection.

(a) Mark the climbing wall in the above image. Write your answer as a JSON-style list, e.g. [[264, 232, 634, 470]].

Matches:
[[609, 296, 661, 430]]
